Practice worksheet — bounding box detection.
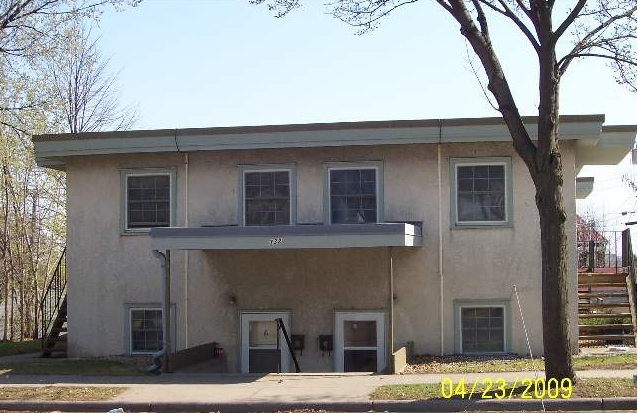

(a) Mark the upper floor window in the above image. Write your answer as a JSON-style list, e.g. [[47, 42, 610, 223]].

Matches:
[[326, 162, 383, 224], [239, 165, 296, 226], [450, 158, 512, 227], [121, 168, 176, 233]]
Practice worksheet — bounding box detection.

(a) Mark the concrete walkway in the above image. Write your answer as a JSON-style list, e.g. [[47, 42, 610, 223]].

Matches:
[[0, 369, 635, 404]]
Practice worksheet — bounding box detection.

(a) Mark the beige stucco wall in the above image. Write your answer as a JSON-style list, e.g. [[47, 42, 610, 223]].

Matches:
[[65, 140, 579, 370]]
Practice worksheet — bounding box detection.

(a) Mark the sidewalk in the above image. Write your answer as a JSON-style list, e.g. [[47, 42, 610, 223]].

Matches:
[[0, 369, 636, 411]]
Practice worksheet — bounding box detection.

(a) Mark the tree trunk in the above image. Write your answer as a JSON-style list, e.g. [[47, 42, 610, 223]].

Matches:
[[534, 167, 575, 381], [532, 12, 575, 381], [9, 286, 14, 341], [2, 268, 7, 342]]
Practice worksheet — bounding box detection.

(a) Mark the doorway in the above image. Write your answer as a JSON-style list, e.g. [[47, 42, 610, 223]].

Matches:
[[240, 311, 291, 373], [334, 311, 386, 372]]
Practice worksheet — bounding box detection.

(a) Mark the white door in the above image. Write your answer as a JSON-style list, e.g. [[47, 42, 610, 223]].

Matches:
[[334, 311, 386, 372], [240, 311, 291, 373]]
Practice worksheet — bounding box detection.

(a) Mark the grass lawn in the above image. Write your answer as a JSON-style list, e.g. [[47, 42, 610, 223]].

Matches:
[[0, 341, 41, 357], [370, 378, 636, 400], [405, 353, 636, 374], [0, 359, 141, 375], [0, 386, 127, 401]]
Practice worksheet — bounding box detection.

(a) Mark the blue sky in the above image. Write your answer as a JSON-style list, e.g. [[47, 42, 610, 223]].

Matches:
[[95, 0, 636, 229]]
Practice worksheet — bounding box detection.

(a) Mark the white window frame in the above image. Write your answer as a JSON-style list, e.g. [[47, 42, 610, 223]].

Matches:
[[121, 168, 176, 234], [238, 164, 296, 227], [128, 307, 163, 355], [457, 302, 509, 355], [450, 157, 512, 228], [126, 303, 176, 355], [324, 161, 384, 225]]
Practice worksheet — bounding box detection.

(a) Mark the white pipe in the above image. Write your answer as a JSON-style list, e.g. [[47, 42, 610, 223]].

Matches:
[[184, 152, 189, 349], [438, 133, 444, 356], [150, 249, 170, 372]]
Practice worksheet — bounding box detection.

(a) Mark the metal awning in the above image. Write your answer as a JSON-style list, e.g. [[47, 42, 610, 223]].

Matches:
[[150, 222, 422, 250]]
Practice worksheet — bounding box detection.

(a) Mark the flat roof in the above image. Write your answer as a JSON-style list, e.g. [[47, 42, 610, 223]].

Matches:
[[33, 114, 606, 142], [31, 114, 635, 170], [150, 222, 422, 250]]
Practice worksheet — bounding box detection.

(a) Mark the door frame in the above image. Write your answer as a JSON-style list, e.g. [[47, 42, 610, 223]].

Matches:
[[334, 310, 387, 372], [240, 311, 291, 373]]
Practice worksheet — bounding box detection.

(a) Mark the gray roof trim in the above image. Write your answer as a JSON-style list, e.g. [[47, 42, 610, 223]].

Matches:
[[149, 222, 422, 250], [33, 114, 605, 142], [33, 115, 612, 168], [599, 125, 637, 148], [576, 176, 595, 199]]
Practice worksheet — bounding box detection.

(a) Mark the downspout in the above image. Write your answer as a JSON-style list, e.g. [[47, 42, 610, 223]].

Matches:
[[438, 120, 444, 356], [184, 152, 189, 349], [388, 247, 394, 373], [150, 249, 171, 373]]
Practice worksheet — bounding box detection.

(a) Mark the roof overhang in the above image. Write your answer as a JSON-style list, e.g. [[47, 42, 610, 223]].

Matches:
[[33, 115, 627, 170], [575, 125, 637, 173], [150, 222, 422, 250], [576, 176, 594, 199]]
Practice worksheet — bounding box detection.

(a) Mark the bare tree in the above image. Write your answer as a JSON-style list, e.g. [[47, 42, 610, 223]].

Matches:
[[0, 0, 141, 57], [0, 1, 139, 341], [47, 22, 137, 133], [252, 0, 636, 381]]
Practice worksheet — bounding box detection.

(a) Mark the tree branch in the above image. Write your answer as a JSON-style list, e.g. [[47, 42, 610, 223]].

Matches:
[[439, 0, 538, 169], [477, 0, 540, 52], [552, 0, 587, 42]]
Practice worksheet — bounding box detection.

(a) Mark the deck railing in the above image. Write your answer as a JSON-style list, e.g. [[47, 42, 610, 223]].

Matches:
[[40, 248, 67, 346], [621, 229, 637, 329], [577, 230, 624, 272]]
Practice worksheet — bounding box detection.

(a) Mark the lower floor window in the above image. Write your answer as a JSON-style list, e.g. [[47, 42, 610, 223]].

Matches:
[[130, 308, 162, 353], [461, 306, 505, 353]]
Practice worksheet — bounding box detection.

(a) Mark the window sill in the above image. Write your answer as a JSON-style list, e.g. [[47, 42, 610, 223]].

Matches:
[[130, 351, 160, 356], [452, 222, 513, 229], [460, 351, 508, 356], [121, 229, 151, 236]]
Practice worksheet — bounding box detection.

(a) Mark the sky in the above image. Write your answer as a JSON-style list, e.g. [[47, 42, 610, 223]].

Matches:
[[93, 0, 637, 232]]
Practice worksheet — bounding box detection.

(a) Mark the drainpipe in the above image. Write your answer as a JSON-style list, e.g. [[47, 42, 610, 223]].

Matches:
[[149, 249, 171, 373], [438, 120, 445, 356], [184, 152, 189, 349], [388, 246, 394, 373]]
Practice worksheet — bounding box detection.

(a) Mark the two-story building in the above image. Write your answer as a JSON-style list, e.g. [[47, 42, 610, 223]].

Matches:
[[32, 115, 635, 373]]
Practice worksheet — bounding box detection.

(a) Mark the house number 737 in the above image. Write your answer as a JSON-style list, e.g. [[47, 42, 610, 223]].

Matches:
[[269, 237, 283, 245]]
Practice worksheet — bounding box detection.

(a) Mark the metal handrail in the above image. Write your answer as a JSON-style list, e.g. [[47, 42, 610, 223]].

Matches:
[[621, 229, 637, 331], [276, 318, 301, 373], [577, 230, 624, 272], [40, 248, 67, 347]]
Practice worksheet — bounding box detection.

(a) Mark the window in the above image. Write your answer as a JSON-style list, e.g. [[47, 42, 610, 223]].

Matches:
[[121, 168, 176, 233], [326, 162, 383, 224], [130, 308, 162, 354], [455, 300, 509, 354], [461, 307, 504, 353], [239, 165, 296, 226], [450, 158, 512, 227]]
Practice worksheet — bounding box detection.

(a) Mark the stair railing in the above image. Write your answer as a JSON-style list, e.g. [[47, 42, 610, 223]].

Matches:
[[577, 230, 622, 272], [622, 229, 637, 332], [40, 247, 67, 349], [275, 318, 301, 373]]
